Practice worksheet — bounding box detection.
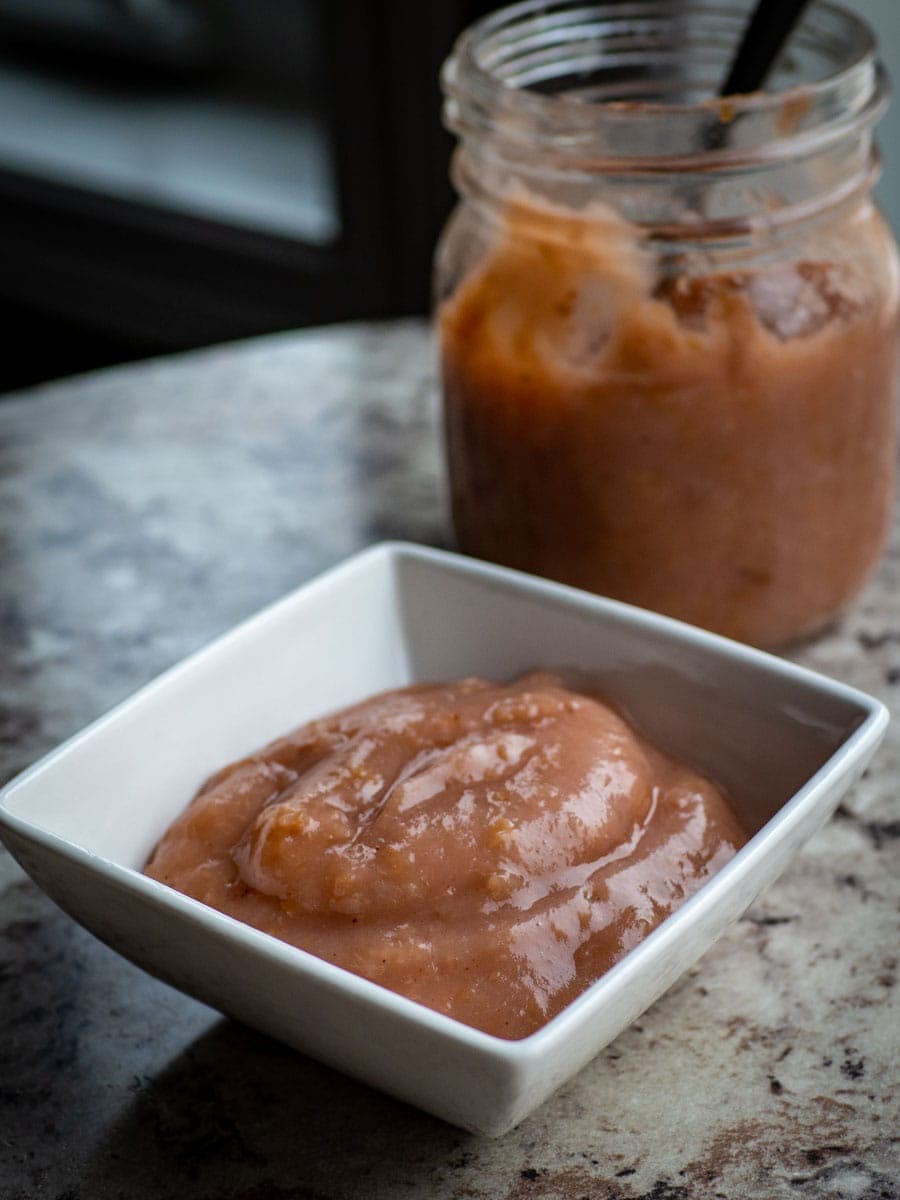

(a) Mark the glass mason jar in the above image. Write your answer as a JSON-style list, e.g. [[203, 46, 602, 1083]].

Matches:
[[436, 0, 898, 647]]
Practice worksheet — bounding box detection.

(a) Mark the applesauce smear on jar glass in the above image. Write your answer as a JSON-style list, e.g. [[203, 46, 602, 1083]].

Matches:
[[436, 1, 899, 647]]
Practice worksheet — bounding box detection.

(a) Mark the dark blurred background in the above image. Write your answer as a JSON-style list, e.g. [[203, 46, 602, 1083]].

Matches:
[[0, 0, 896, 394], [0, 0, 498, 392]]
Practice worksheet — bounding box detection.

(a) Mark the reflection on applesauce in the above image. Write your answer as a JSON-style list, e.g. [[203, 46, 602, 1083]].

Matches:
[[439, 194, 898, 647]]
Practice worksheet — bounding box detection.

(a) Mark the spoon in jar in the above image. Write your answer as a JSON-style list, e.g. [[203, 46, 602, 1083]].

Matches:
[[704, 0, 813, 155], [720, 0, 814, 99]]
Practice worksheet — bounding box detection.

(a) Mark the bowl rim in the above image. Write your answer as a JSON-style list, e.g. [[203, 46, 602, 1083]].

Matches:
[[0, 540, 889, 1064]]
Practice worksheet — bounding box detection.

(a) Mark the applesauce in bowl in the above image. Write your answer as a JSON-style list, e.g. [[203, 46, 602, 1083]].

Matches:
[[146, 672, 745, 1039]]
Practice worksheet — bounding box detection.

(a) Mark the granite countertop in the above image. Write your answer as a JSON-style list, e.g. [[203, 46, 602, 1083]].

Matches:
[[1, 320, 897, 1200]]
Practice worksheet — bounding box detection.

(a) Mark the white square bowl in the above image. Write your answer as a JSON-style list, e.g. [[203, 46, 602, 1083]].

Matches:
[[0, 543, 888, 1135]]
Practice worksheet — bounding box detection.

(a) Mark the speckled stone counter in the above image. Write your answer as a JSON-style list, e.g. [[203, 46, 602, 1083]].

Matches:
[[1, 320, 897, 1200]]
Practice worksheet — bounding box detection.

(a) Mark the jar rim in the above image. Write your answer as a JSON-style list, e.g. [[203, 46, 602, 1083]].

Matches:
[[442, 0, 887, 168]]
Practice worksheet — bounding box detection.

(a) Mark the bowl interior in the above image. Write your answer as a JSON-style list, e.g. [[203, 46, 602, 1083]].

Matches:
[[1, 544, 870, 872]]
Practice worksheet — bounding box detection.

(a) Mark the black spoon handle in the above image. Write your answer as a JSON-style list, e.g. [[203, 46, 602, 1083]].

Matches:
[[720, 0, 812, 97]]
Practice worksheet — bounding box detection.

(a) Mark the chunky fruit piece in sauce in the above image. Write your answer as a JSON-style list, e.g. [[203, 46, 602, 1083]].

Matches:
[[145, 673, 745, 1038]]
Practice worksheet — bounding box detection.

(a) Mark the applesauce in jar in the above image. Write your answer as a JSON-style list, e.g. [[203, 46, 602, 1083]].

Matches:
[[436, 1, 898, 647]]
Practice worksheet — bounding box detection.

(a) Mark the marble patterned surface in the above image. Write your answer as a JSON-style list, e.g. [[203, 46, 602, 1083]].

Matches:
[[0, 320, 897, 1200]]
